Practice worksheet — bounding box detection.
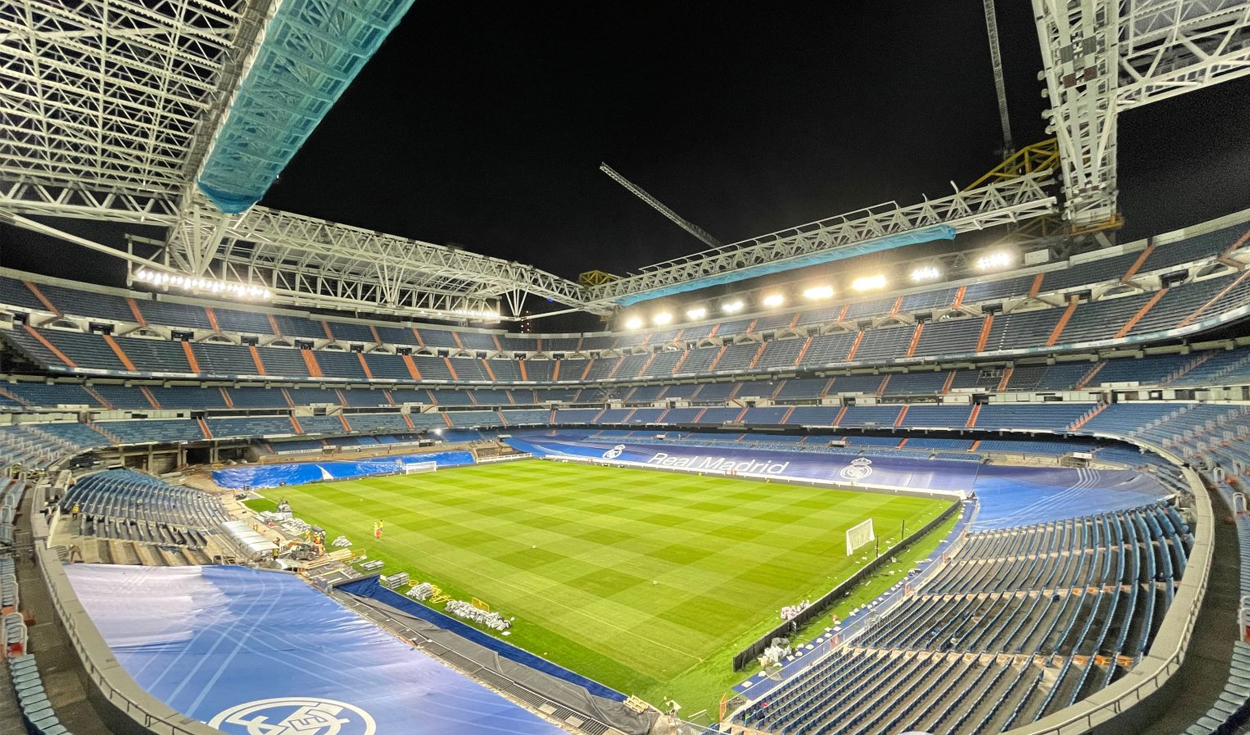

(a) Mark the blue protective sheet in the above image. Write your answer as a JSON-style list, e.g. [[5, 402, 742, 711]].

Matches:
[[66, 565, 564, 735], [212, 450, 475, 489], [508, 435, 1170, 530], [339, 576, 624, 701]]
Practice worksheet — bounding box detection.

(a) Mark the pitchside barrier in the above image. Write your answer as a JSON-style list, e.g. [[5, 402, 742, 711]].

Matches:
[[731, 499, 961, 671]]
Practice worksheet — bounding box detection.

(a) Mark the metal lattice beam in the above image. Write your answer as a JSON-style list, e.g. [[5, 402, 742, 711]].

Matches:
[[1033, 0, 1121, 229], [158, 201, 591, 317], [581, 172, 1057, 309], [1119, 0, 1250, 106], [0, 177, 181, 223], [984, 0, 1015, 154], [1034, 0, 1250, 227], [0, 0, 251, 200], [600, 163, 724, 249]]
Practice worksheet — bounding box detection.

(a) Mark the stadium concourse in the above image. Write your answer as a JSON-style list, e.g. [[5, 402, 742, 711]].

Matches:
[[0, 207, 1247, 735]]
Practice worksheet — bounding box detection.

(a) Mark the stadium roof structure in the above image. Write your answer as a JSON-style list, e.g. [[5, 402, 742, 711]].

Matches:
[[2, 1, 1249, 321]]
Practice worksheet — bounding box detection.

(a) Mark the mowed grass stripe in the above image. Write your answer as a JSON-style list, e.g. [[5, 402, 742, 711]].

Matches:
[[266, 460, 949, 692]]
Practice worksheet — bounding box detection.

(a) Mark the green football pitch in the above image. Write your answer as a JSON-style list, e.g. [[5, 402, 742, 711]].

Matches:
[[263, 459, 953, 709]]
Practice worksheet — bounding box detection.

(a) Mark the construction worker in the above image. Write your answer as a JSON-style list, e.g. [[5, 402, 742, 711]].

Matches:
[[70, 503, 80, 521]]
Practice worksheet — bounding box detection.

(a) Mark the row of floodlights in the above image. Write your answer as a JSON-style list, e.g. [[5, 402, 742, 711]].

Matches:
[[621, 250, 1016, 329], [134, 268, 273, 300], [134, 269, 506, 319]]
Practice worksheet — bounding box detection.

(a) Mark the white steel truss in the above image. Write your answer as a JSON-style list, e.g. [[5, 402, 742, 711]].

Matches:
[[1034, 0, 1250, 227], [155, 202, 589, 318], [580, 173, 1057, 309], [1119, 0, 1250, 105], [0, 0, 588, 320], [7, 0, 1245, 319], [0, 0, 255, 198]]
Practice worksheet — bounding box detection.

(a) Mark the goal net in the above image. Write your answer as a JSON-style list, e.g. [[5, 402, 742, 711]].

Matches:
[[402, 460, 438, 475], [846, 518, 875, 556]]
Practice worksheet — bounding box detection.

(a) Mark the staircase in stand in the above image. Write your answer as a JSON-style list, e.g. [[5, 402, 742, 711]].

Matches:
[[1075, 361, 1106, 390], [87, 420, 122, 444], [1114, 288, 1168, 338], [846, 332, 865, 362], [139, 386, 160, 409], [997, 366, 1014, 392], [976, 316, 994, 352], [905, 324, 924, 358], [83, 385, 114, 409], [1069, 403, 1108, 432], [0, 386, 30, 407], [1046, 296, 1080, 347], [1161, 351, 1215, 386]]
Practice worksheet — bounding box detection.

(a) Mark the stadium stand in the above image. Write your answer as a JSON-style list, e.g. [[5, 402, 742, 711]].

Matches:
[[735, 506, 1189, 734], [62, 469, 229, 540], [3, 210, 1250, 735]]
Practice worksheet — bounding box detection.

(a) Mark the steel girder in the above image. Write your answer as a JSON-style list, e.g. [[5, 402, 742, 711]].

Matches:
[[0, 177, 591, 318], [0, 0, 251, 199], [157, 203, 589, 318], [579, 173, 1057, 310], [0, 0, 581, 319], [1119, 0, 1250, 106], [0, 178, 182, 223], [1034, 0, 1250, 227], [1033, 0, 1122, 229]]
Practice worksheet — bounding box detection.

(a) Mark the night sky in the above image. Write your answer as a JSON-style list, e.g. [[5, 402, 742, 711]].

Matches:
[[3, 1, 1250, 321]]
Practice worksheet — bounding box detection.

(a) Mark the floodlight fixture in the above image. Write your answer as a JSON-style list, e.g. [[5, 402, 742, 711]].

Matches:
[[910, 265, 942, 282], [135, 268, 272, 300], [851, 274, 887, 292], [976, 251, 1015, 271]]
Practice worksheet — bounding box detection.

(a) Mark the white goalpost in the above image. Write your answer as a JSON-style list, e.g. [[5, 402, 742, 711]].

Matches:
[[846, 518, 875, 556], [402, 460, 438, 475]]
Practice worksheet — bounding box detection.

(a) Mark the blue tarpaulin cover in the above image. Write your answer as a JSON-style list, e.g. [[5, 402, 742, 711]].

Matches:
[[339, 575, 625, 701], [211, 450, 475, 489], [506, 435, 1170, 530], [66, 564, 565, 735]]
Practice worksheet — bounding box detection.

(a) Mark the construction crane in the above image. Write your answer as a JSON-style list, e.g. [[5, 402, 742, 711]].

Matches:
[[599, 163, 724, 249], [983, 0, 1014, 157]]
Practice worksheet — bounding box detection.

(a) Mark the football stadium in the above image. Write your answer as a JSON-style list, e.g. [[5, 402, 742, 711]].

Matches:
[[1, 3, 1250, 735]]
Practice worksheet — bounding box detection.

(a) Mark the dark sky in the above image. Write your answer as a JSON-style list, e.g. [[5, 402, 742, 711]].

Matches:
[[4, 1, 1250, 318]]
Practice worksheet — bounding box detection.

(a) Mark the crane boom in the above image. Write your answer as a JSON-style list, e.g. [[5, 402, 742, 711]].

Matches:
[[600, 163, 723, 249], [983, 0, 1014, 155]]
